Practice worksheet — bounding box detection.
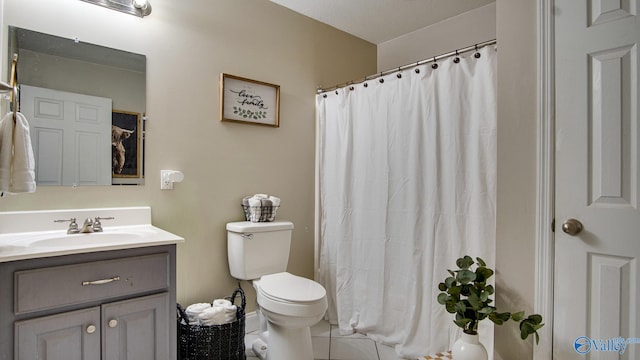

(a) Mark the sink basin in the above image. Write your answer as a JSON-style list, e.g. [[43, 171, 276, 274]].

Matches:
[[0, 207, 185, 263], [3, 226, 166, 249], [29, 231, 145, 247]]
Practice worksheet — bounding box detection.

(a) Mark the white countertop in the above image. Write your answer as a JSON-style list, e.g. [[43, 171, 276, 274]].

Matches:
[[0, 207, 184, 263]]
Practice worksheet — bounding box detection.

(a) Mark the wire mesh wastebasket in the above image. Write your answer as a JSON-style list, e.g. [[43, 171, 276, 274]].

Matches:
[[242, 205, 279, 222], [177, 288, 246, 360]]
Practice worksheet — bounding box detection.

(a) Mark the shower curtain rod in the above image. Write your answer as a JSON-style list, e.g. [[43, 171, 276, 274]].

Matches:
[[316, 39, 497, 94]]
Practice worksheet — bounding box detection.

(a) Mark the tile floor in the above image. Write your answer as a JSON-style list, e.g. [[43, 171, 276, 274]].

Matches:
[[244, 319, 417, 360]]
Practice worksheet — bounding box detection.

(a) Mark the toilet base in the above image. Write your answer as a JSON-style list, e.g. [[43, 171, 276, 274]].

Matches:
[[252, 338, 268, 360], [265, 321, 313, 360]]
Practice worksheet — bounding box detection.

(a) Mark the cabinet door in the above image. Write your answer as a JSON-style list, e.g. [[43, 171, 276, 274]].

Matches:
[[102, 292, 169, 360], [15, 307, 101, 360]]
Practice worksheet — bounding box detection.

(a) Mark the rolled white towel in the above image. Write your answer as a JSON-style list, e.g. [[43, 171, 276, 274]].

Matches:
[[253, 193, 268, 199], [248, 197, 261, 207], [268, 196, 280, 207], [185, 303, 212, 325], [198, 305, 237, 325], [212, 298, 232, 307]]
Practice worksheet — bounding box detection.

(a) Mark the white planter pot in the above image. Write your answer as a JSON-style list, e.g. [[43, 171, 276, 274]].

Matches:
[[451, 332, 488, 360]]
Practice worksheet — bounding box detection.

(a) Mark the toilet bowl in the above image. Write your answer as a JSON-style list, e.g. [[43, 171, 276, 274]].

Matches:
[[253, 272, 327, 360], [226, 221, 327, 360]]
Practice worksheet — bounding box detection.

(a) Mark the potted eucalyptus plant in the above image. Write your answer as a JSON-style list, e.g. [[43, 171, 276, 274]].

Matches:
[[437, 256, 544, 360]]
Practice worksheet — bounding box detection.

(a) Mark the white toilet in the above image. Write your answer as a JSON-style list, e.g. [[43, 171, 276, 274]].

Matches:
[[227, 221, 327, 360]]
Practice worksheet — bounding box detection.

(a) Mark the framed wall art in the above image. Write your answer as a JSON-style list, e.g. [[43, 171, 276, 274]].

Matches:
[[220, 73, 280, 127], [111, 110, 141, 178]]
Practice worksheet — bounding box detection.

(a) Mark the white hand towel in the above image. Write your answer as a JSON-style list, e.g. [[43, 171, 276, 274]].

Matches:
[[185, 303, 212, 325], [253, 193, 268, 199], [268, 196, 280, 207], [212, 298, 232, 307], [10, 113, 36, 193], [0, 113, 13, 193], [248, 197, 262, 222], [198, 305, 237, 325], [0, 112, 36, 194]]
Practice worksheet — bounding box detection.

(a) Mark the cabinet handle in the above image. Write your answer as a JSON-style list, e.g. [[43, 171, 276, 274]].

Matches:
[[82, 276, 120, 286], [108, 319, 118, 328], [86, 325, 96, 334]]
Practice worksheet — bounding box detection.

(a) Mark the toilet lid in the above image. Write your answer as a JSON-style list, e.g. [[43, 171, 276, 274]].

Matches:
[[259, 272, 326, 303]]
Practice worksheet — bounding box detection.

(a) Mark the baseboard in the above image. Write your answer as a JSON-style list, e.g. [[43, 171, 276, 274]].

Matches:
[[245, 311, 259, 334]]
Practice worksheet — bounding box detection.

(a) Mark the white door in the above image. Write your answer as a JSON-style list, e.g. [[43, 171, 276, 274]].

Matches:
[[555, 1, 640, 359], [20, 85, 112, 186]]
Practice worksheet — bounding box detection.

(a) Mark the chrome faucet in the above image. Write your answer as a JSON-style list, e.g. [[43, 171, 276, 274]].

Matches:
[[80, 218, 94, 233], [92, 216, 115, 232], [54, 218, 80, 234], [54, 216, 115, 234]]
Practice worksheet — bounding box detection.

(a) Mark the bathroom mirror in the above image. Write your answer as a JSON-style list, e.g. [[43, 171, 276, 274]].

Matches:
[[7, 26, 146, 186]]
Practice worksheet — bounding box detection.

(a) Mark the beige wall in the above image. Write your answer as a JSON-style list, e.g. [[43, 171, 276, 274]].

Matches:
[[0, 0, 376, 310], [495, 0, 538, 359], [377, 2, 496, 71]]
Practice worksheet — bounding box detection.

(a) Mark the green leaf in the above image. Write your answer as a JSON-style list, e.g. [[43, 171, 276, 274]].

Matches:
[[476, 257, 486, 267], [437, 293, 450, 305], [456, 256, 474, 269], [488, 311, 511, 325], [445, 302, 457, 313], [438, 283, 447, 292], [528, 314, 543, 324], [456, 270, 476, 284], [511, 311, 525, 321], [475, 267, 494, 282], [445, 276, 457, 288], [448, 286, 461, 296], [478, 306, 495, 314], [467, 291, 482, 309]]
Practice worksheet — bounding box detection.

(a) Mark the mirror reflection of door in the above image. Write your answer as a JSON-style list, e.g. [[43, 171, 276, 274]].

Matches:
[[9, 26, 146, 186], [21, 85, 112, 186]]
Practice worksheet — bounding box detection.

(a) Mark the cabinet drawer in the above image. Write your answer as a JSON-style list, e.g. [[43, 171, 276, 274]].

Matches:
[[15, 253, 169, 315]]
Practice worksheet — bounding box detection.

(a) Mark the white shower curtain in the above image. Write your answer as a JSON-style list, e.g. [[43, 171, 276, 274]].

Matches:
[[316, 46, 497, 358]]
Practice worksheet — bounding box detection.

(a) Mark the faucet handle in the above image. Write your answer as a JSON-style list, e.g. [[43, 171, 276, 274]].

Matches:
[[54, 217, 80, 234], [93, 216, 115, 232]]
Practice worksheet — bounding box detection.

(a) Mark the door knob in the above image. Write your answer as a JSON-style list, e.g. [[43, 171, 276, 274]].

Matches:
[[108, 319, 118, 328], [86, 325, 96, 334], [562, 218, 583, 236]]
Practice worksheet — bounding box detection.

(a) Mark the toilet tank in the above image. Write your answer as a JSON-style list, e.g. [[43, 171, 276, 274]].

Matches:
[[227, 221, 294, 280]]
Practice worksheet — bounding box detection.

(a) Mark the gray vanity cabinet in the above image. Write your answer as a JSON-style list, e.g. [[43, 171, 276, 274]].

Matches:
[[102, 292, 169, 359], [0, 245, 177, 360], [15, 307, 101, 359]]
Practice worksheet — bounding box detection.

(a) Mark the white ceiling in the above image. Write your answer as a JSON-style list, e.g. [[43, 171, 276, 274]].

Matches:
[[270, 0, 495, 44]]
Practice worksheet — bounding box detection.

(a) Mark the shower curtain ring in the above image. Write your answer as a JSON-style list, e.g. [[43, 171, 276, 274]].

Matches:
[[431, 57, 438, 69], [474, 44, 481, 58], [453, 50, 460, 64], [396, 67, 402, 78]]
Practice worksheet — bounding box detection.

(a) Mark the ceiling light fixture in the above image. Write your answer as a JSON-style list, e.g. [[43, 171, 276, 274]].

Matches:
[[81, 0, 152, 18]]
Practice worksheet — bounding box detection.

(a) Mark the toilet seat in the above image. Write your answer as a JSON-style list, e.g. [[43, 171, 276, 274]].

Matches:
[[255, 272, 327, 318], [259, 272, 326, 302]]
